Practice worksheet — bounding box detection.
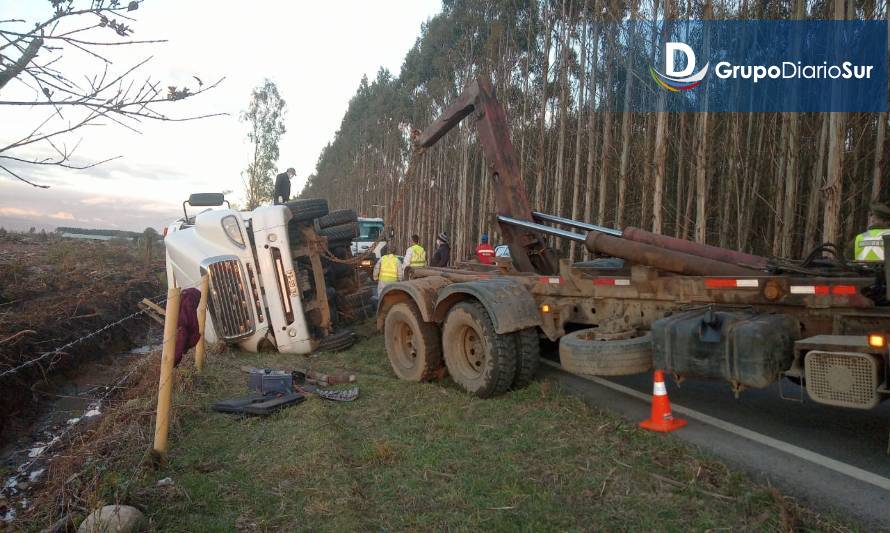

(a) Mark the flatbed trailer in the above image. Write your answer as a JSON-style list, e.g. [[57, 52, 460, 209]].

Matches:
[[376, 77, 890, 412]]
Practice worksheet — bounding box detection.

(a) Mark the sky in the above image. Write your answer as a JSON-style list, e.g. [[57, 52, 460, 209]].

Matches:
[[0, 0, 441, 232]]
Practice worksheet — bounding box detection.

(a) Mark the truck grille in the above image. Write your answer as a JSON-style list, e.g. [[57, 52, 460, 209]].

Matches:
[[805, 351, 879, 409], [206, 259, 255, 340]]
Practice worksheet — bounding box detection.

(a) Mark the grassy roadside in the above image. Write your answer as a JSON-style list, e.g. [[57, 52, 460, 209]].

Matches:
[[23, 325, 852, 532]]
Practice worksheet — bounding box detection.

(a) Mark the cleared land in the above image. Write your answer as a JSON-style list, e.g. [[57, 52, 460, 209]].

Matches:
[[0, 235, 162, 444], [16, 324, 855, 532]]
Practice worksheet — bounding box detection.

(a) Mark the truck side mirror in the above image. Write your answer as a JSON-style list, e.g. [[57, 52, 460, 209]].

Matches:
[[183, 193, 230, 221], [188, 193, 226, 207]]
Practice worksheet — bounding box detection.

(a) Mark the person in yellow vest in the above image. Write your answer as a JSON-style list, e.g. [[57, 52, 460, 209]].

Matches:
[[373, 245, 403, 294], [853, 203, 890, 262], [403, 234, 426, 270]]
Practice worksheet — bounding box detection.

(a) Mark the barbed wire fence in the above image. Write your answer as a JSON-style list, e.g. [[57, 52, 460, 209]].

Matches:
[[0, 281, 198, 381]]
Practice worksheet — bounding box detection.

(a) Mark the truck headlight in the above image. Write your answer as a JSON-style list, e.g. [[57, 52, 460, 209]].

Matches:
[[221, 215, 245, 247]]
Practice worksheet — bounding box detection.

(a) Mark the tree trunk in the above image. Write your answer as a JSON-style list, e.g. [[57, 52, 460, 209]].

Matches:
[[570, 1, 589, 259], [615, 1, 637, 229], [822, 0, 847, 248], [534, 8, 554, 210], [693, 0, 712, 244]]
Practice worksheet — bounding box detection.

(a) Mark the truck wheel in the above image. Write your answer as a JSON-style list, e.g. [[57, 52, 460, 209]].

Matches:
[[559, 329, 653, 376], [442, 301, 516, 398], [384, 302, 442, 382], [320, 222, 359, 242], [344, 287, 372, 308], [317, 330, 355, 352], [512, 327, 540, 389], [286, 198, 329, 223], [318, 209, 357, 229]]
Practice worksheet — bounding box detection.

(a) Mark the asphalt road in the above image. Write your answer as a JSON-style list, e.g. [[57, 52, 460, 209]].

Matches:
[[539, 362, 890, 529]]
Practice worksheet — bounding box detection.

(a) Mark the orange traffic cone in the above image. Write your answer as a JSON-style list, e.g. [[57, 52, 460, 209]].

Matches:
[[639, 370, 687, 432]]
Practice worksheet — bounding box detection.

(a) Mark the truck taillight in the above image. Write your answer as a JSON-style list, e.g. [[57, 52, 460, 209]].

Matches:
[[163, 226, 168, 237]]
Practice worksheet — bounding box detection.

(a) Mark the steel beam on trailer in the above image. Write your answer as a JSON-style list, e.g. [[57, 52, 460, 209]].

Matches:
[[497, 215, 587, 242], [531, 211, 624, 237]]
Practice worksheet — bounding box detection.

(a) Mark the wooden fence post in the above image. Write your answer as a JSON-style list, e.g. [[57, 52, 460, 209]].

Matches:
[[152, 287, 181, 458], [194, 275, 210, 371]]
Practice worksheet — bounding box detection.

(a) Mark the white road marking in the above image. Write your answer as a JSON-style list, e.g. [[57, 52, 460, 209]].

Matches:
[[542, 360, 890, 492]]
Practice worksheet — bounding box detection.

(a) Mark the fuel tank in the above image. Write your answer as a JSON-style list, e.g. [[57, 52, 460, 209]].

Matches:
[[651, 308, 800, 389]]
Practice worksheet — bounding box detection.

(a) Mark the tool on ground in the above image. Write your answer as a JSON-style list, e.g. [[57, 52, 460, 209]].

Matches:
[[639, 370, 687, 433], [212, 392, 305, 416], [247, 368, 293, 395]]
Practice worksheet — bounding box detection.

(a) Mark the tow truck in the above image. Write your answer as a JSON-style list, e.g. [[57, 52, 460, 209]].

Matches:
[[377, 77, 890, 413], [164, 194, 371, 354]]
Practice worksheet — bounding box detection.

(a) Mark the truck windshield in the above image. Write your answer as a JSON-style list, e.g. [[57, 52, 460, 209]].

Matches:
[[359, 221, 383, 240]]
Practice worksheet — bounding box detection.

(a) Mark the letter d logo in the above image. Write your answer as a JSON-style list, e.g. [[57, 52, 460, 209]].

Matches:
[[649, 41, 709, 92], [666, 42, 696, 77]]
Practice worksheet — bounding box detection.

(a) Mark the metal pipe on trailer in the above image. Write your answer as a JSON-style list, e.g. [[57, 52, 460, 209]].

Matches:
[[531, 211, 769, 269], [498, 215, 762, 277]]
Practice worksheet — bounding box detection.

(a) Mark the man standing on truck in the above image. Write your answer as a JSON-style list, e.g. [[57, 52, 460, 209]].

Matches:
[[475, 233, 495, 265], [429, 232, 450, 267], [373, 245, 403, 293], [403, 234, 426, 269], [273, 167, 296, 205], [854, 203, 890, 262]]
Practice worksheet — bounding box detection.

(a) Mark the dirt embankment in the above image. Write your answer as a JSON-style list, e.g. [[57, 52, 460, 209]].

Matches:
[[0, 234, 163, 443]]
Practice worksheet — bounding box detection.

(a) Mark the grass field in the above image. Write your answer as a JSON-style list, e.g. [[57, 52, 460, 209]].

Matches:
[[27, 325, 852, 532]]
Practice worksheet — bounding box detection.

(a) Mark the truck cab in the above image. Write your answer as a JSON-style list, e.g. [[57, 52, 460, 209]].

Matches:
[[351, 217, 385, 269], [164, 194, 367, 355]]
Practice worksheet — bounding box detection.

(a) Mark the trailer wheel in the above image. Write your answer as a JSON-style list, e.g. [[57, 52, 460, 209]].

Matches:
[[559, 329, 653, 376], [442, 301, 517, 398], [511, 327, 540, 389], [318, 209, 357, 229], [286, 198, 329, 223], [384, 302, 442, 382]]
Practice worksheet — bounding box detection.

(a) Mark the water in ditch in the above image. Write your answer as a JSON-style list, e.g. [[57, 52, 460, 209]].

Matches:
[[0, 342, 158, 523]]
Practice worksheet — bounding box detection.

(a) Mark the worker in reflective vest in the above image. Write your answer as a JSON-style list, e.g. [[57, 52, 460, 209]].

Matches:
[[373, 245, 403, 293], [854, 203, 890, 262], [403, 234, 427, 269], [475, 233, 495, 265]]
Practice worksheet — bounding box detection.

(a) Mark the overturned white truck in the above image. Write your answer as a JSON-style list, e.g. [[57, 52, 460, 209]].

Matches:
[[164, 193, 372, 354]]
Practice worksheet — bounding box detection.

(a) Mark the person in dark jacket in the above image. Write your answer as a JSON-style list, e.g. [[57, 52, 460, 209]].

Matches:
[[273, 167, 296, 205], [429, 231, 450, 267]]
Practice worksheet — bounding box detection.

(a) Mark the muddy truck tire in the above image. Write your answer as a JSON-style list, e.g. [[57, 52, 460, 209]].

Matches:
[[559, 329, 653, 376], [442, 301, 516, 398], [320, 222, 359, 242], [384, 302, 442, 381], [512, 327, 541, 389], [343, 287, 372, 308], [318, 330, 356, 352], [318, 209, 357, 229], [286, 198, 329, 223]]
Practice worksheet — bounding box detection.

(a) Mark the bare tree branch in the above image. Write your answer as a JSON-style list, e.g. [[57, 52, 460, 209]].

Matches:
[[0, 164, 51, 189], [0, 1, 224, 188], [0, 36, 43, 90]]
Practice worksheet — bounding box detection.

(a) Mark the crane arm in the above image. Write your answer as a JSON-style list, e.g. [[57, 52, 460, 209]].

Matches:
[[414, 77, 559, 274]]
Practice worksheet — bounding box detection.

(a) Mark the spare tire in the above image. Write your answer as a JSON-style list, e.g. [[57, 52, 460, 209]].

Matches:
[[318, 209, 357, 229], [286, 198, 329, 223], [320, 222, 359, 242], [559, 329, 652, 376]]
